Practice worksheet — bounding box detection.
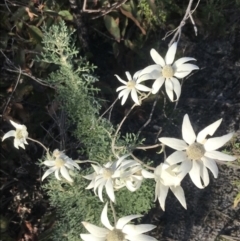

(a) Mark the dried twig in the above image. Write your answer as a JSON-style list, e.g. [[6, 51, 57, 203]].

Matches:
[[82, 0, 128, 19], [2, 68, 21, 118], [164, 0, 201, 46], [137, 96, 159, 136]]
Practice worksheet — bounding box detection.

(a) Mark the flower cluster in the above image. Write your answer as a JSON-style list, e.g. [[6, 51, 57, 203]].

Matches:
[[115, 42, 199, 104], [42, 149, 81, 182], [81, 202, 157, 241], [1, 42, 237, 241], [83, 154, 142, 202], [159, 114, 236, 189]]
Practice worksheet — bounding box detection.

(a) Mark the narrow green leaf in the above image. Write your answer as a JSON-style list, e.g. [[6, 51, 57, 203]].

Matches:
[[58, 10, 73, 21], [27, 25, 43, 44], [104, 15, 121, 42]]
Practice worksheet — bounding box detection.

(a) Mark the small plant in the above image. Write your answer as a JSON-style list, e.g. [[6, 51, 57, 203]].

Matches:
[[1, 6, 239, 241]]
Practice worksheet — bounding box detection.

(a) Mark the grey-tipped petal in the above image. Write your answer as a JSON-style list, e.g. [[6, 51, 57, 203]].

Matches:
[[150, 49, 165, 66], [165, 42, 177, 65], [165, 79, 174, 101], [170, 186, 187, 209], [204, 132, 234, 151], [182, 114, 196, 145], [152, 76, 165, 94]]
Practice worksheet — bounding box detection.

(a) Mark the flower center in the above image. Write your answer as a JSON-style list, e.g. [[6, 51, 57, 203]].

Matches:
[[55, 158, 65, 167], [102, 168, 113, 179], [162, 65, 174, 78], [186, 143, 205, 160], [126, 80, 136, 89], [15, 129, 24, 139], [106, 229, 125, 241], [15, 129, 28, 140]]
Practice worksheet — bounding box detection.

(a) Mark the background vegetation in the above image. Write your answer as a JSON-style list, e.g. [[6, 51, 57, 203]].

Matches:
[[0, 0, 239, 240]]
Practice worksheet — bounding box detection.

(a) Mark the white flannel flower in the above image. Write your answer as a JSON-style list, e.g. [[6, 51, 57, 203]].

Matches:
[[2, 120, 28, 149], [159, 114, 236, 189], [80, 202, 157, 241], [140, 42, 199, 101], [84, 155, 140, 202], [142, 159, 189, 211], [115, 70, 152, 105], [42, 149, 80, 182], [114, 165, 143, 192]]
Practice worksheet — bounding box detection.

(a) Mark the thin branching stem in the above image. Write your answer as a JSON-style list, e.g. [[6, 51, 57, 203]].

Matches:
[[27, 137, 48, 152], [130, 153, 155, 171]]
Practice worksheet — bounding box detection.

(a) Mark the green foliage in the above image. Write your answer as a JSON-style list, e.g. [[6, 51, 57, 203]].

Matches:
[[42, 169, 104, 241], [38, 20, 155, 240], [115, 178, 155, 215]]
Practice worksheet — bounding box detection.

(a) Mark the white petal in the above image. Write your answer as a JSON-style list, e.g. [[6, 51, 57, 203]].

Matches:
[[82, 172, 96, 180], [165, 151, 188, 165], [55, 169, 61, 180], [113, 154, 130, 169], [165, 79, 174, 101], [174, 64, 199, 78], [204, 151, 236, 161], [116, 214, 142, 230], [200, 164, 209, 187], [118, 88, 130, 98], [140, 65, 161, 77], [123, 224, 156, 235], [189, 160, 204, 188], [94, 177, 105, 191], [178, 159, 192, 180], [141, 169, 155, 179], [60, 166, 73, 182], [80, 234, 105, 241], [204, 133, 234, 151], [10, 120, 23, 129], [196, 119, 222, 143], [201, 156, 218, 178], [92, 164, 101, 173], [116, 86, 127, 92], [137, 73, 156, 83], [42, 167, 58, 181], [154, 180, 160, 201], [158, 183, 169, 211], [182, 114, 196, 145], [70, 161, 80, 170], [136, 84, 152, 92], [171, 77, 181, 101], [115, 75, 127, 85], [86, 180, 95, 189], [159, 137, 188, 150], [170, 186, 187, 209], [120, 90, 130, 105], [126, 234, 158, 241], [126, 179, 142, 192], [101, 203, 113, 230], [173, 57, 196, 69], [43, 160, 56, 167], [105, 179, 115, 202], [81, 222, 108, 237], [98, 183, 104, 202], [13, 139, 21, 149], [150, 49, 165, 66], [165, 42, 177, 65], [125, 71, 132, 81], [130, 89, 140, 105], [2, 130, 16, 141], [133, 70, 142, 80], [152, 76, 165, 94]]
